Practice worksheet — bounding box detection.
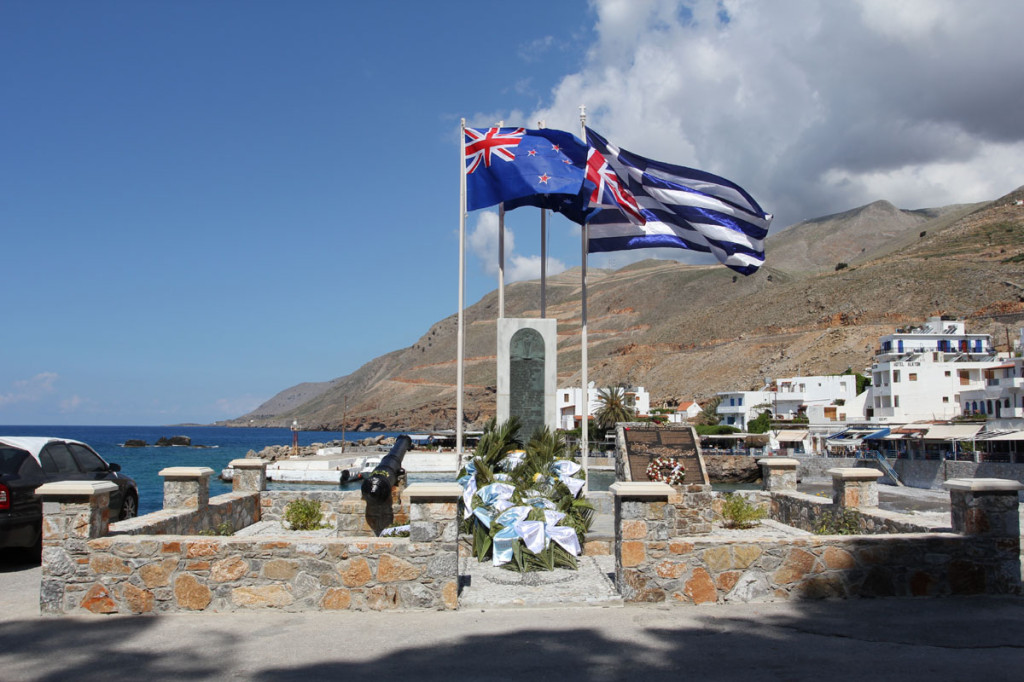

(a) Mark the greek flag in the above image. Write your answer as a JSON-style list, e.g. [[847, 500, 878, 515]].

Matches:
[[585, 128, 772, 276]]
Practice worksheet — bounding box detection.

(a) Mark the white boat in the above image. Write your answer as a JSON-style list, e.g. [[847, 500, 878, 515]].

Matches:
[[358, 457, 381, 479]]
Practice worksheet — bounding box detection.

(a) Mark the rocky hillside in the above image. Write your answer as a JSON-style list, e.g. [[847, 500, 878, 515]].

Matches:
[[220, 187, 1024, 431]]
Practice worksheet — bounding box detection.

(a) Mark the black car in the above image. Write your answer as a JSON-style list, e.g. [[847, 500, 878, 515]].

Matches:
[[0, 436, 138, 550]]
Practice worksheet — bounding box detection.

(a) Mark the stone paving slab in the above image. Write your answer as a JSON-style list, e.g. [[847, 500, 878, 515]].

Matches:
[[459, 553, 622, 610]]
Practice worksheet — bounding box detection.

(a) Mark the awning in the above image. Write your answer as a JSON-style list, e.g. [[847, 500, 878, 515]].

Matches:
[[924, 424, 983, 440], [863, 427, 891, 440], [773, 430, 808, 442], [981, 430, 1024, 442]]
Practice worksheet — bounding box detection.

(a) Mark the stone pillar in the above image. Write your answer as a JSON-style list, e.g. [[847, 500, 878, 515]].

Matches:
[[35, 481, 119, 615], [159, 466, 214, 510], [759, 458, 799, 492], [611, 482, 672, 602], [944, 478, 1023, 537], [229, 458, 267, 492], [405, 482, 461, 610], [828, 467, 883, 508]]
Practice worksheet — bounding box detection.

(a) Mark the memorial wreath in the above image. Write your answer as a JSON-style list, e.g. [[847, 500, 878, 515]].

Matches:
[[646, 456, 686, 485]]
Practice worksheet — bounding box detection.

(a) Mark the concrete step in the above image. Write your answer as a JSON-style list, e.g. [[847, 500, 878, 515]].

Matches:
[[458, 554, 622, 610]]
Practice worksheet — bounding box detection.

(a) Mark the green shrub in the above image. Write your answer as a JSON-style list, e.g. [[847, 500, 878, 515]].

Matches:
[[284, 498, 330, 531], [721, 493, 767, 529], [814, 508, 862, 535], [198, 521, 233, 536]]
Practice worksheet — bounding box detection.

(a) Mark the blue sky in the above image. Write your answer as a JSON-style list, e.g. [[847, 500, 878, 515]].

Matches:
[[4, 0, 1023, 425]]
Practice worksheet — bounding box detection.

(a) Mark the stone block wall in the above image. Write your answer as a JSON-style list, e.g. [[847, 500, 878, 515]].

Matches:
[[47, 534, 458, 614], [614, 481, 1021, 605], [620, 533, 1020, 605], [259, 489, 407, 536], [110, 492, 260, 537], [38, 480, 460, 615]]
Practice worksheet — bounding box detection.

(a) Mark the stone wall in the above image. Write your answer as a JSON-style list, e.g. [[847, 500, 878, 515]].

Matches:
[[619, 533, 1019, 604], [110, 492, 260, 537], [46, 533, 458, 614], [769, 491, 950, 534], [259, 489, 407, 536], [614, 479, 1021, 605], [37, 477, 461, 615]]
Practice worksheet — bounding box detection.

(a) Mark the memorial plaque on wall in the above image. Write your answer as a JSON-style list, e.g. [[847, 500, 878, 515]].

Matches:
[[623, 425, 709, 484], [509, 327, 545, 441]]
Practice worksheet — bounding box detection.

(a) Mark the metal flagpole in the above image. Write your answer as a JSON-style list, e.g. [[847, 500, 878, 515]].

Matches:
[[497, 120, 506, 320], [538, 120, 547, 319], [498, 203, 505, 319], [540, 208, 547, 318], [579, 105, 589, 484], [457, 119, 467, 457]]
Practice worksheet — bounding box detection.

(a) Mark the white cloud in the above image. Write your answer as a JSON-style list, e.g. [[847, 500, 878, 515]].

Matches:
[[527, 0, 1024, 233], [469, 211, 568, 283], [0, 372, 59, 406]]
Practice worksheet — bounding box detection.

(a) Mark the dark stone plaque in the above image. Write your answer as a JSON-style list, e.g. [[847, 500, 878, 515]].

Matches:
[[509, 328, 545, 442]]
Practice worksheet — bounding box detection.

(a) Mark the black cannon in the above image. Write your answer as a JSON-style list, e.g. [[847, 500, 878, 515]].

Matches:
[[361, 435, 412, 502]]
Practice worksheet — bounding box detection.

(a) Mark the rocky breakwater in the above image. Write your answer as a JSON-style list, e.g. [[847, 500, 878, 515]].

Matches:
[[246, 435, 397, 463], [702, 455, 761, 483]]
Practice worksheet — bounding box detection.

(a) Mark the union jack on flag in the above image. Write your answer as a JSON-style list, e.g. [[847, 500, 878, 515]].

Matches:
[[465, 127, 525, 174], [586, 148, 645, 226]]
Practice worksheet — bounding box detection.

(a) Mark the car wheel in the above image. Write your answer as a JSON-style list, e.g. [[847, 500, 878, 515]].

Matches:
[[119, 492, 138, 520]]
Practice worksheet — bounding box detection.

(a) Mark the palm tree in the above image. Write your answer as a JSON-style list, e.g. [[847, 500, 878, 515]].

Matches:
[[594, 386, 635, 430], [695, 396, 722, 425]]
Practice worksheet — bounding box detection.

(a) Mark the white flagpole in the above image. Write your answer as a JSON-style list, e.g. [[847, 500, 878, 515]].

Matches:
[[457, 119, 467, 457], [497, 120, 506, 320], [538, 120, 547, 319], [579, 105, 589, 484], [540, 208, 547, 318], [498, 203, 505, 319]]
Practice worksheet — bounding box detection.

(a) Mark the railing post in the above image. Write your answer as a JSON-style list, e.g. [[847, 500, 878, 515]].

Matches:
[[828, 467, 883, 509], [159, 466, 214, 510], [405, 482, 461, 610], [229, 458, 268, 492], [758, 457, 799, 492], [35, 481, 118, 615], [944, 478, 1023, 537]]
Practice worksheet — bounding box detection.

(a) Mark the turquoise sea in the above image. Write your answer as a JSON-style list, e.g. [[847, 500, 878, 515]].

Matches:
[[0, 425, 397, 516]]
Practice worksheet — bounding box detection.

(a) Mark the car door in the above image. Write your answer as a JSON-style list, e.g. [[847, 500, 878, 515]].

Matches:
[[0, 446, 46, 546], [66, 442, 125, 513]]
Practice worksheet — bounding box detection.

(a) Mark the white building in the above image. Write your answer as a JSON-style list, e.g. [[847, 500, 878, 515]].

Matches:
[[864, 316, 1001, 423], [958, 356, 1024, 427], [717, 375, 858, 431], [667, 400, 702, 423], [556, 383, 651, 430]]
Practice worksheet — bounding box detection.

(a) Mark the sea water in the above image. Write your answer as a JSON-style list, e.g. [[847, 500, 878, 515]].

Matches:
[[0, 425, 397, 516]]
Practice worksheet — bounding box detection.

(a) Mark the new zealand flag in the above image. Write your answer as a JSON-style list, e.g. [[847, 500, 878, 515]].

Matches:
[[464, 127, 588, 212]]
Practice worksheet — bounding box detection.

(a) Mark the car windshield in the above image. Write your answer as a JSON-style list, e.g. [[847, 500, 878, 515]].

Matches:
[[0, 447, 30, 475]]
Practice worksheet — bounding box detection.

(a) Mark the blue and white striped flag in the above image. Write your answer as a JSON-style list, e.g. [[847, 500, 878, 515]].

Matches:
[[585, 128, 772, 276]]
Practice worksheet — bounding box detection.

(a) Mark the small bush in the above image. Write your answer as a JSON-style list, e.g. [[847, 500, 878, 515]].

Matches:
[[198, 521, 233, 536], [721, 493, 767, 529], [814, 509, 862, 535], [284, 498, 330, 531], [835, 262, 848, 271]]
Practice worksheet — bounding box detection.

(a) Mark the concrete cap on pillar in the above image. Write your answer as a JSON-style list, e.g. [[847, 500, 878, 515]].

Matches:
[[828, 468, 884, 481], [404, 482, 463, 501], [610, 481, 673, 498], [35, 480, 119, 496], [228, 459, 268, 469], [943, 478, 1024, 492], [758, 458, 800, 468], [158, 466, 215, 479]]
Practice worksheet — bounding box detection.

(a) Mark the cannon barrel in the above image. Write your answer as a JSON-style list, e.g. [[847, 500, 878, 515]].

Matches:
[[361, 435, 412, 502]]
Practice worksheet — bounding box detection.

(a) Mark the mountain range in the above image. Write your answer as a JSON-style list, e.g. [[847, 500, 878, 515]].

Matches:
[[219, 186, 1024, 431]]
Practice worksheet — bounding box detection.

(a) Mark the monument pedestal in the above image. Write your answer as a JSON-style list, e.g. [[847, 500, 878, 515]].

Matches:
[[496, 318, 558, 441]]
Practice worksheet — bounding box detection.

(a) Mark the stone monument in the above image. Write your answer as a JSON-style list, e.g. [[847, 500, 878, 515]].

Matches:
[[497, 318, 558, 441]]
